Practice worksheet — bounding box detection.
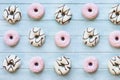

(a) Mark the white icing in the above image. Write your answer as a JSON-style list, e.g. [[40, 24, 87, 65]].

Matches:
[[54, 56, 71, 75], [3, 5, 21, 24], [55, 4, 72, 25], [108, 56, 120, 75], [29, 27, 46, 47], [83, 27, 100, 47], [3, 55, 21, 72], [109, 4, 120, 24]]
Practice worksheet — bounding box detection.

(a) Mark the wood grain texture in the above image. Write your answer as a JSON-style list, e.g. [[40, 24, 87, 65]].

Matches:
[[0, 0, 120, 80]]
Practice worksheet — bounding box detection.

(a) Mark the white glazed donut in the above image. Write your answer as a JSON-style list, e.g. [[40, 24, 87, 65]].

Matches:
[[108, 56, 120, 75], [55, 4, 72, 25], [3, 5, 22, 24], [54, 56, 71, 75], [109, 4, 120, 24], [83, 27, 100, 47], [3, 55, 21, 72], [29, 27, 46, 47]]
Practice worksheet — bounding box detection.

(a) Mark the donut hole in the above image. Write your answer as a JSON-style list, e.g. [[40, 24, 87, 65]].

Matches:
[[88, 8, 92, 12], [10, 11, 14, 15], [61, 37, 65, 41], [34, 8, 38, 12], [116, 12, 119, 16], [89, 35, 93, 39], [59, 10, 61, 13], [34, 62, 39, 66], [41, 37, 43, 40], [9, 36, 13, 39], [113, 10, 116, 12], [62, 12, 65, 16], [61, 63, 65, 67], [115, 63, 119, 67], [8, 60, 14, 66], [115, 36, 119, 41], [35, 35, 39, 39], [88, 62, 93, 66]]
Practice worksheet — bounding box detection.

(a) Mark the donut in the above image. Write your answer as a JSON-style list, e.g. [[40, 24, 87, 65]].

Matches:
[[83, 56, 99, 73], [4, 30, 20, 47], [109, 31, 120, 48], [29, 56, 44, 73], [109, 4, 120, 24], [55, 31, 70, 48], [3, 5, 21, 24], [55, 4, 72, 25], [29, 27, 46, 47], [54, 56, 71, 75], [108, 56, 120, 75], [83, 27, 100, 47], [82, 3, 99, 20], [3, 54, 21, 72], [28, 3, 45, 20]]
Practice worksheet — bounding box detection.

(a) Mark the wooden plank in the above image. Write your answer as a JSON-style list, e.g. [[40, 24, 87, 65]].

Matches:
[[0, 36, 119, 53], [0, 0, 119, 4], [0, 69, 118, 80], [0, 0, 120, 79], [0, 4, 114, 20], [0, 53, 118, 68], [0, 20, 118, 36]]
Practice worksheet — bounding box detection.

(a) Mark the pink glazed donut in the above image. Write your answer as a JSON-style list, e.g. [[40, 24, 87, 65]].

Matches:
[[83, 56, 99, 73], [29, 56, 44, 73], [109, 31, 120, 48], [4, 30, 20, 47], [55, 31, 70, 48], [28, 3, 45, 20], [82, 3, 99, 20]]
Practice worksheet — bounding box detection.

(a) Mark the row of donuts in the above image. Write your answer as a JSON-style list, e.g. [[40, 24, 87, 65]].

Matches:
[[2, 54, 120, 75], [4, 27, 120, 48], [3, 3, 120, 25]]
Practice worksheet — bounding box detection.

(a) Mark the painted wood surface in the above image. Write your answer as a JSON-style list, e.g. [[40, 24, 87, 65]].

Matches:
[[0, 0, 120, 80]]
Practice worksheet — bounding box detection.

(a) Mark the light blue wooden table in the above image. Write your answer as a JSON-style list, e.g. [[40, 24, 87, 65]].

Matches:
[[0, 0, 120, 80]]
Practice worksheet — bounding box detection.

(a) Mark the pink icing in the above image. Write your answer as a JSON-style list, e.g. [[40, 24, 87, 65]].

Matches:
[[29, 56, 44, 73], [4, 30, 20, 47], [83, 56, 99, 73], [28, 3, 45, 20], [55, 31, 71, 48], [109, 31, 120, 48], [82, 3, 99, 20]]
